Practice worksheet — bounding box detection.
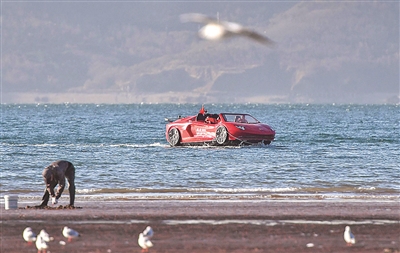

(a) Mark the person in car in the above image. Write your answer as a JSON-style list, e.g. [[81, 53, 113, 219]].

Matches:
[[197, 105, 208, 121], [235, 115, 247, 123]]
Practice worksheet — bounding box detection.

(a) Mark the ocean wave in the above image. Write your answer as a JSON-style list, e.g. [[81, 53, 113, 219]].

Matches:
[[2, 186, 398, 198], [64, 193, 400, 201], [74, 186, 399, 195], [7, 193, 400, 203], [75, 187, 300, 194], [69, 187, 400, 202]]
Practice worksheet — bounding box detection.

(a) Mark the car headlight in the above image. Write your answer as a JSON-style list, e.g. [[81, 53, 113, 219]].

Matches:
[[235, 125, 245, 130]]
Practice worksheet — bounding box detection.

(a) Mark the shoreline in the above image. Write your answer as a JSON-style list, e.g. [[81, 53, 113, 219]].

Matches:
[[3, 191, 400, 203], [1, 200, 399, 253], [2, 199, 400, 218]]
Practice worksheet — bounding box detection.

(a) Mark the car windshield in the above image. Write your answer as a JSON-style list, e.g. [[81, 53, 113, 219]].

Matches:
[[222, 113, 259, 124]]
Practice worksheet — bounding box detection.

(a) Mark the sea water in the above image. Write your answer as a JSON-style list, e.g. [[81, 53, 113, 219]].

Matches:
[[1, 103, 399, 202]]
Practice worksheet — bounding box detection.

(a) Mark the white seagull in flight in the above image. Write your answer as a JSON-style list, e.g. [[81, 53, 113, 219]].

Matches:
[[180, 13, 275, 46]]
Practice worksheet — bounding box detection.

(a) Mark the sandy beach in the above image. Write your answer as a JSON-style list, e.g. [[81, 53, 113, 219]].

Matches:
[[1, 200, 399, 253]]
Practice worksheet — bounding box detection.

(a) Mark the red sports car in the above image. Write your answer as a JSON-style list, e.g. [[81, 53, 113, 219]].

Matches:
[[165, 106, 275, 146]]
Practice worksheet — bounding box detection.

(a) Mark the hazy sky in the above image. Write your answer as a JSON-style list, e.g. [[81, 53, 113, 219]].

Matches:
[[2, 1, 399, 104]]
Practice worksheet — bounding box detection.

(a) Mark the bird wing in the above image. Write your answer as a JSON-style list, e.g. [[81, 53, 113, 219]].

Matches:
[[69, 228, 79, 237], [219, 20, 243, 33], [143, 226, 154, 238], [27, 231, 36, 241], [64, 227, 79, 237], [138, 233, 153, 249], [350, 232, 356, 242], [145, 237, 153, 248], [180, 13, 218, 24], [239, 29, 276, 46]]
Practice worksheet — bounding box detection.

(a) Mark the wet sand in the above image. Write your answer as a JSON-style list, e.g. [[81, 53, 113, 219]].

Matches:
[[1, 200, 399, 253]]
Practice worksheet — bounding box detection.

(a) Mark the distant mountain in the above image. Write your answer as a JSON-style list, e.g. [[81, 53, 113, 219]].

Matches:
[[2, 1, 398, 103]]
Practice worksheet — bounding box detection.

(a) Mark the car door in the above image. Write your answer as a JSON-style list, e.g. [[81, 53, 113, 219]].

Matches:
[[191, 121, 217, 141]]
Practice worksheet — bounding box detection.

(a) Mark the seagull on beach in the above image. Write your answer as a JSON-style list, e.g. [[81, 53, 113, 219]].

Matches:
[[36, 229, 52, 253], [38, 229, 53, 242], [36, 234, 49, 253], [63, 226, 80, 242], [179, 13, 275, 46], [344, 226, 356, 246], [138, 232, 153, 252], [23, 227, 36, 245]]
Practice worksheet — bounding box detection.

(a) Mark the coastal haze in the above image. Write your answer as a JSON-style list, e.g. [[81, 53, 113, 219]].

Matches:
[[2, 1, 399, 104]]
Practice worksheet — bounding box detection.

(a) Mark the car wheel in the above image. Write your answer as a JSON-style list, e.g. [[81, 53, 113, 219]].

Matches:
[[215, 126, 228, 145], [168, 128, 181, 146]]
